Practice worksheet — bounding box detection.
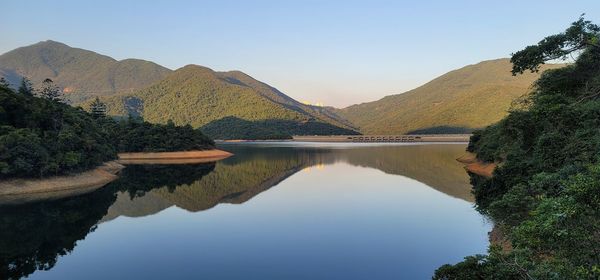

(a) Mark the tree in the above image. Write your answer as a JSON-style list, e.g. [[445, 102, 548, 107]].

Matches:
[[0, 77, 10, 90], [511, 15, 600, 75], [37, 78, 63, 102], [437, 17, 600, 279], [90, 97, 107, 118], [17, 77, 33, 96]]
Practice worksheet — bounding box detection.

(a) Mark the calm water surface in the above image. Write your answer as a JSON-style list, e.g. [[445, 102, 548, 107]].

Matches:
[[0, 143, 491, 279]]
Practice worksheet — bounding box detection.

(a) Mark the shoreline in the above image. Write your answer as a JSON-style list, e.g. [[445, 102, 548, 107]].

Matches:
[[0, 161, 125, 206], [456, 153, 496, 178], [117, 149, 233, 164], [0, 149, 233, 205]]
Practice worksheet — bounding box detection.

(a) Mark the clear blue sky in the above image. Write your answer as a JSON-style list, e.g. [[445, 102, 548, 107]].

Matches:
[[2, 0, 599, 107]]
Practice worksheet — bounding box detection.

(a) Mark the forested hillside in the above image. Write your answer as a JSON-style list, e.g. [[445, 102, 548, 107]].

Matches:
[[0, 41, 357, 139], [337, 59, 563, 134], [434, 18, 600, 279], [0, 83, 213, 179], [96, 65, 358, 139], [0, 40, 171, 103]]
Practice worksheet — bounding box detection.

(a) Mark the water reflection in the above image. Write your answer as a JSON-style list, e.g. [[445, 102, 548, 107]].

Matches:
[[0, 187, 117, 279], [0, 143, 478, 279], [0, 163, 215, 279]]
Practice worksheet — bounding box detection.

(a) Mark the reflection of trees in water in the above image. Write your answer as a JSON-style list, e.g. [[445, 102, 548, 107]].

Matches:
[[0, 163, 216, 279], [109, 163, 216, 199], [0, 187, 117, 279], [107, 148, 326, 216], [0, 145, 473, 279]]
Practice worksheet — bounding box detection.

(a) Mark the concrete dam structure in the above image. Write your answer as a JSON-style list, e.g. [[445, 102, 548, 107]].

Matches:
[[292, 134, 471, 143]]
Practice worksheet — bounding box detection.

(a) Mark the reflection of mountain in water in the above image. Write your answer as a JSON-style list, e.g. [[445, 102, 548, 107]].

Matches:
[[0, 144, 472, 279], [105, 144, 472, 223], [102, 148, 330, 221], [330, 145, 473, 202]]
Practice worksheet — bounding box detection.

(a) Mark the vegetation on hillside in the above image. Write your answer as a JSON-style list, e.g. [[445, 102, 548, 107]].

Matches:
[[337, 59, 563, 135], [103, 118, 214, 152], [0, 85, 116, 178], [434, 17, 600, 279], [95, 65, 358, 139], [0, 40, 171, 103], [0, 83, 214, 179]]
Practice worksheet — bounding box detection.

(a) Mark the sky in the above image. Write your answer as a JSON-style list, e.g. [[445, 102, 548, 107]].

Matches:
[[2, 0, 600, 108]]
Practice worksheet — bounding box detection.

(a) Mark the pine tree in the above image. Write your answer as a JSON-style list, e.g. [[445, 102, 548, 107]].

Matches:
[[17, 77, 33, 96], [0, 77, 10, 90], [90, 97, 107, 118], [37, 78, 63, 101]]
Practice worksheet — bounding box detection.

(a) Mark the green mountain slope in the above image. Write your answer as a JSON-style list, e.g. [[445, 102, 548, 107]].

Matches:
[[99, 65, 358, 139], [0, 40, 171, 102], [336, 59, 564, 134], [0, 41, 356, 139]]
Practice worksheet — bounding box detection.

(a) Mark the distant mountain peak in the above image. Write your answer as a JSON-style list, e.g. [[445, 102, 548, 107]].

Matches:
[[38, 39, 69, 46], [0, 41, 172, 102]]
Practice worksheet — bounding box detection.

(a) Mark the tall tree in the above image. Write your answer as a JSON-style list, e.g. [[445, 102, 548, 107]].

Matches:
[[17, 77, 33, 96], [37, 78, 63, 102], [511, 15, 600, 75], [0, 77, 10, 90], [90, 97, 107, 118]]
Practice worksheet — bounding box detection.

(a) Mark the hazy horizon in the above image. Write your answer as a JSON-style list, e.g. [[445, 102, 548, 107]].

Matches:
[[2, 0, 599, 107]]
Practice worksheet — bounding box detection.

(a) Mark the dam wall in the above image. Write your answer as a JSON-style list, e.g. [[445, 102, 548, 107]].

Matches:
[[292, 134, 471, 143]]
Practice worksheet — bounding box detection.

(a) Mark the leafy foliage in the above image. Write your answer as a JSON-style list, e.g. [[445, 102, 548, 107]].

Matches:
[[0, 86, 214, 179], [37, 78, 63, 102], [17, 77, 33, 96], [511, 16, 600, 75], [89, 97, 107, 118], [103, 117, 215, 152], [201, 116, 357, 140], [437, 18, 600, 279], [0, 86, 116, 178]]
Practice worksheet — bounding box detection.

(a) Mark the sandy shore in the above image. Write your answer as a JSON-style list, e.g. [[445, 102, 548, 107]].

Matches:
[[456, 153, 497, 178], [117, 149, 233, 165], [0, 161, 124, 205], [0, 150, 234, 205]]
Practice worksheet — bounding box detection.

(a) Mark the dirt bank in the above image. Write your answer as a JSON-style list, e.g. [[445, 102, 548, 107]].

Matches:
[[456, 153, 497, 178], [117, 149, 233, 165], [0, 161, 124, 205], [489, 225, 513, 252]]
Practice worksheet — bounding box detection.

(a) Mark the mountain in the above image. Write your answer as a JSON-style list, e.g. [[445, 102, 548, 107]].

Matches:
[[0, 40, 171, 102], [336, 59, 564, 134], [1, 41, 356, 139], [97, 65, 358, 139]]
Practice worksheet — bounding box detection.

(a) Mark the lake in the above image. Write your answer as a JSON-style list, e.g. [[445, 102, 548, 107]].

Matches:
[[0, 143, 491, 279]]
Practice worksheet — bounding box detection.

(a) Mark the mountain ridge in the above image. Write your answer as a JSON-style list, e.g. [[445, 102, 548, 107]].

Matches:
[[1, 41, 562, 138], [0, 41, 357, 138], [336, 58, 565, 134], [96, 64, 358, 139], [0, 40, 172, 102]]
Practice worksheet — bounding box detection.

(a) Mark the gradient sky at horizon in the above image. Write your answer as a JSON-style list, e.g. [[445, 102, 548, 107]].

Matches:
[[2, 0, 599, 107]]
